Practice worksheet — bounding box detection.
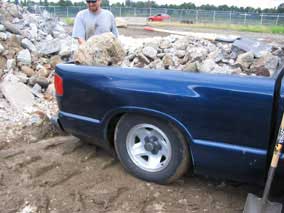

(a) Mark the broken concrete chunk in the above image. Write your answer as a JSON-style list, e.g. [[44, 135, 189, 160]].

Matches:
[[208, 49, 224, 63], [6, 59, 16, 70], [137, 53, 150, 65], [175, 50, 186, 58], [0, 24, 5, 32], [74, 32, 125, 66], [162, 54, 174, 68], [45, 34, 53, 40], [37, 66, 50, 78], [54, 24, 65, 33], [0, 32, 7, 41], [32, 83, 43, 98], [21, 66, 35, 77], [159, 39, 172, 49], [50, 55, 62, 69], [17, 49, 32, 65], [233, 38, 272, 58], [6, 4, 21, 18], [173, 38, 188, 50], [142, 46, 157, 60], [253, 66, 270, 77], [262, 53, 279, 73], [59, 37, 78, 57], [2, 21, 21, 34], [29, 76, 49, 88], [0, 43, 4, 54], [37, 39, 61, 55], [251, 53, 279, 76], [183, 61, 199, 72], [29, 23, 38, 39], [0, 76, 35, 112], [236, 52, 254, 70], [199, 59, 217, 73], [15, 72, 28, 84], [215, 36, 240, 43], [21, 38, 37, 52], [187, 47, 208, 62]]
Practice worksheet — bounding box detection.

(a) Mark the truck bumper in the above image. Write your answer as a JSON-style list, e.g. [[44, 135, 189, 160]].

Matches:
[[50, 115, 65, 133], [56, 111, 114, 154]]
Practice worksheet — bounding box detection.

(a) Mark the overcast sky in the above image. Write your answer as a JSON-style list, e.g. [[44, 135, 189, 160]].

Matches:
[[108, 0, 283, 9]]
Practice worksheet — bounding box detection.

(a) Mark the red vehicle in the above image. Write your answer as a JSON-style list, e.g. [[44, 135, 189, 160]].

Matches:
[[148, 13, 170, 22]]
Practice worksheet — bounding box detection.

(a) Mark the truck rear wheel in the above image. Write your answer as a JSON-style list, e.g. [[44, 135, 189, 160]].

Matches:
[[114, 114, 190, 184]]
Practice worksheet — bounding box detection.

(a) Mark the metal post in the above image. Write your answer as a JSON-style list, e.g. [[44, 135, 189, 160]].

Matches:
[[180, 9, 183, 21], [229, 11, 232, 24], [244, 13, 247, 25], [134, 7, 136, 16], [53, 6, 55, 17], [150, 7, 152, 16], [260, 13, 263, 25], [195, 10, 198, 23], [213, 11, 216, 23], [276, 14, 280, 25], [67, 7, 69, 17], [119, 7, 121, 17]]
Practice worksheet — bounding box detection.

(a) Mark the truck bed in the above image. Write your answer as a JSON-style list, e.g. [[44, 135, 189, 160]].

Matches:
[[55, 64, 284, 183]]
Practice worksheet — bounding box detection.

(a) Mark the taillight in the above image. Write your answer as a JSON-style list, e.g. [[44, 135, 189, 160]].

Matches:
[[54, 74, 63, 96]]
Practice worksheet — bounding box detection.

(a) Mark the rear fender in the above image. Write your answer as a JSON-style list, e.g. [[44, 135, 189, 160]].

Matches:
[[102, 106, 195, 166]]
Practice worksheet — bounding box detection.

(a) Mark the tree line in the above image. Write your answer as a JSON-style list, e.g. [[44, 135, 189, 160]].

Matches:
[[19, 0, 284, 13]]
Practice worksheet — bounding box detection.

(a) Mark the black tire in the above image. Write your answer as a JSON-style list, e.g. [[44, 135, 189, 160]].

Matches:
[[114, 113, 191, 184]]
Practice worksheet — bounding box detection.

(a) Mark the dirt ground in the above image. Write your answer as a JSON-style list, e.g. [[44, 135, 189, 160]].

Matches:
[[0, 133, 252, 213], [1, 26, 284, 213], [118, 25, 284, 45], [0, 129, 283, 213]]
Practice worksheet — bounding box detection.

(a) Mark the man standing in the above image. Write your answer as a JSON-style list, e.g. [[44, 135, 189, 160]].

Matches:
[[72, 0, 119, 45]]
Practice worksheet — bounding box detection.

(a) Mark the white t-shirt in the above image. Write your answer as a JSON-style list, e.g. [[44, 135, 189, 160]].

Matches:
[[72, 9, 119, 40]]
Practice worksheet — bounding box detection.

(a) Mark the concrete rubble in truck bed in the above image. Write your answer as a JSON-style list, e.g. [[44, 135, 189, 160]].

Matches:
[[74, 33, 283, 77], [119, 35, 283, 77]]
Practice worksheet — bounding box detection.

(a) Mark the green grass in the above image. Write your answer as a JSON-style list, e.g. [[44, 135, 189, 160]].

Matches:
[[271, 26, 284, 34], [150, 22, 284, 34], [61, 17, 284, 34], [63, 17, 74, 25]]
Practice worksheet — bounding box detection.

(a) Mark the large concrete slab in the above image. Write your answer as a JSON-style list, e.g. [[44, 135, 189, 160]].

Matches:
[[1, 76, 35, 112]]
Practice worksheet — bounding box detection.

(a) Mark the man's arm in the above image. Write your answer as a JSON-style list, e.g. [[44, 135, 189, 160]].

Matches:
[[72, 12, 86, 45], [77, 38, 86, 45], [111, 15, 119, 37]]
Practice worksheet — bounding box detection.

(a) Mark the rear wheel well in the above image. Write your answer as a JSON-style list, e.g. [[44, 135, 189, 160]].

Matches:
[[107, 113, 125, 149]]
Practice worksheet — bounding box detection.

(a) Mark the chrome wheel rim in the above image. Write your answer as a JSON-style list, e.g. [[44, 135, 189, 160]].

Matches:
[[126, 124, 172, 172]]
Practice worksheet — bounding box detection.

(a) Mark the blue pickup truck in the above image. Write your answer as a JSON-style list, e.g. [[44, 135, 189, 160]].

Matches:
[[54, 64, 284, 184]]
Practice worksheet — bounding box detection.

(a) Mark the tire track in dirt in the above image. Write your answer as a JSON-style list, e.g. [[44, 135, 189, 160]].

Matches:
[[43, 170, 82, 187], [0, 135, 256, 213], [29, 162, 61, 178], [0, 149, 25, 159]]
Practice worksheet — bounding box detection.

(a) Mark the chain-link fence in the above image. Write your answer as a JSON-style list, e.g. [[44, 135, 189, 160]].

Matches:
[[27, 6, 284, 26]]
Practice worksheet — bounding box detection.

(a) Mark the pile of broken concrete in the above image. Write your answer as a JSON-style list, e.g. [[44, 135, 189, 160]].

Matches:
[[74, 32, 283, 77], [0, 2, 77, 142], [119, 35, 283, 77]]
